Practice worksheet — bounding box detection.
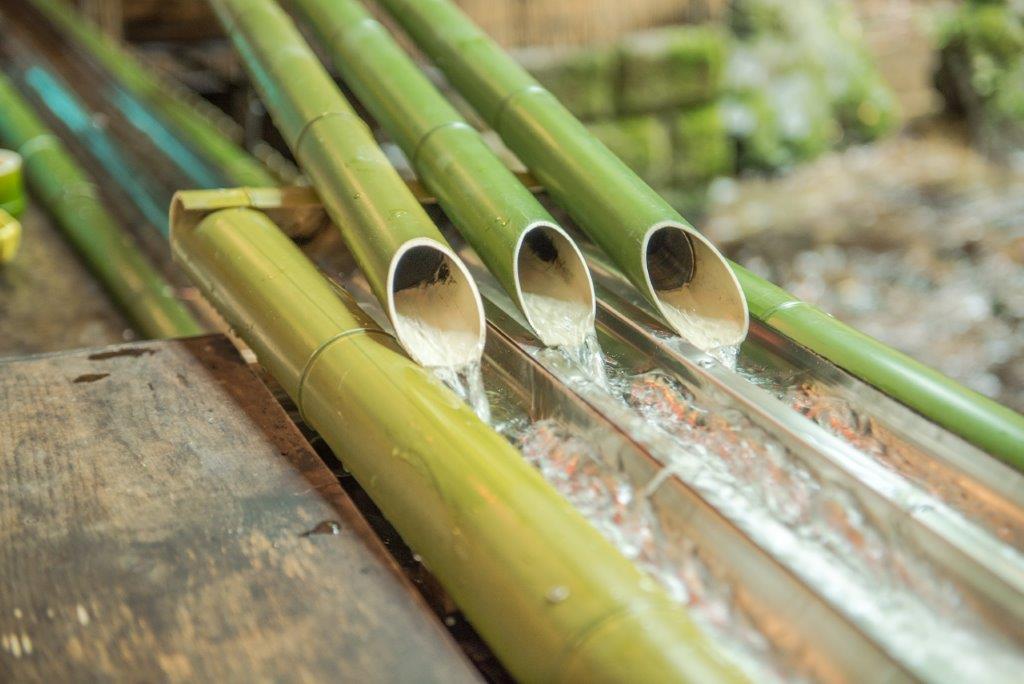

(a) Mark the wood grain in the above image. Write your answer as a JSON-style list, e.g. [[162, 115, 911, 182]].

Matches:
[[0, 335, 480, 682], [0, 202, 129, 359]]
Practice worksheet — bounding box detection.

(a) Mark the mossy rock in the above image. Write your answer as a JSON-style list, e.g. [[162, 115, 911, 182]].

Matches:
[[517, 45, 618, 121], [670, 103, 735, 184], [721, 91, 786, 171], [587, 115, 673, 186], [618, 26, 727, 114]]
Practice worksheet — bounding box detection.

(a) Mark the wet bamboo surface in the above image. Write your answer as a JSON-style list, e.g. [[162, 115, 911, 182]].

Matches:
[[0, 335, 479, 682]]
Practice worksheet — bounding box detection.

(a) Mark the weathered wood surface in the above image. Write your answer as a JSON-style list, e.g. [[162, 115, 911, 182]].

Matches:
[[0, 202, 129, 358], [0, 335, 480, 682]]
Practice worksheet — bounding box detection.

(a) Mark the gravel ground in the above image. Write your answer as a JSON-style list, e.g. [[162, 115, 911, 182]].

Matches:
[[700, 121, 1024, 412]]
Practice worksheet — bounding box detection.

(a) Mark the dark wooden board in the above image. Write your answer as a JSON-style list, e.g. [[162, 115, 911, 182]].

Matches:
[[0, 335, 479, 682], [0, 202, 129, 358]]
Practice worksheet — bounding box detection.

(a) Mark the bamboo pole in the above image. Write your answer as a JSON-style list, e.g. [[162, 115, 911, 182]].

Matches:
[[25, 0, 282, 188], [0, 207, 21, 264], [170, 204, 746, 683], [0, 71, 202, 338], [376, 0, 1024, 468], [289, 0, 595, 347], [376, 0, 748, 353], [207, 0, 485, 368], [20, 64, 170, 234]]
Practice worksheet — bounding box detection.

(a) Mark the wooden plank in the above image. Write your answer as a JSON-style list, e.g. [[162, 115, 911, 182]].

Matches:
[[0, 203, 129, 358], [0, 335, 480, 682]]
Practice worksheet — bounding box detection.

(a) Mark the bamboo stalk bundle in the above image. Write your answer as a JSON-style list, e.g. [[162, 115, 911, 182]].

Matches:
[[26, 0, 280, 187], [376, 0, 749, 354], [207, 0, 485, 369], [376, 0, 1024, 468], [290, 0, 595, 347], [0, 71, 201, 338], [171, 203, 746, 683]]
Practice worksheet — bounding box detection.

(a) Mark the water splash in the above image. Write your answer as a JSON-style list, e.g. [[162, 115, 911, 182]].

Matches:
[[706, 343, 741, 370], [432, 360, 491, 423], [503, 415, 793, 682], [553, 331, 610, 391], [517, 334, 1024, 682]]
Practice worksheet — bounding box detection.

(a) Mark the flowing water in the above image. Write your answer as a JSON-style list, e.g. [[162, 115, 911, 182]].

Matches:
[[432, 360, 491, 423], [518, 331, 1024, 682], [483, 371, 795, 682], [334, 267, 1023, 680]]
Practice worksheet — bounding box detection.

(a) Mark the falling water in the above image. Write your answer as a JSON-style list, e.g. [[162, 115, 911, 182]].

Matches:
[[432, 360, 491, 423]]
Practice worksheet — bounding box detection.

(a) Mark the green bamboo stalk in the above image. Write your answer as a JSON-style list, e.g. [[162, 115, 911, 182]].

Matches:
[[26, 0, 285, 187], [376, 0, 748, 353], [376, 0, 1024, 468], [289, 0, 594, 347], [0, 207, 21, 264], [0, 149, 25, 218], [171, 204, 746, 683], [207, 0, 485, 368], [0, 71, 202, 338]]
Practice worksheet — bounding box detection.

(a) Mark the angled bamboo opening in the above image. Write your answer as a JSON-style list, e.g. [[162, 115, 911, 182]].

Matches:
[[643, 222, 749, 350], [388, 238, 485, 367], [514, 222, 595, 347]]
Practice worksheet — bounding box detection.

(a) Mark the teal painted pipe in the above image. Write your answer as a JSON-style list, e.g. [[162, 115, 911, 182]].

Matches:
[[21, 65, 170, 234], [376, 0, 1024, 469], [207, 0, 485, 368], [26, 0, 285, 187], [289, 0, 594, 347], [376, 0, 749, 355], [0, 71, 201, 338]]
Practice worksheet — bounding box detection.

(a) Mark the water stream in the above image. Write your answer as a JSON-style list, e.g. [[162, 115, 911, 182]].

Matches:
[[519, 330, 1024, 682]]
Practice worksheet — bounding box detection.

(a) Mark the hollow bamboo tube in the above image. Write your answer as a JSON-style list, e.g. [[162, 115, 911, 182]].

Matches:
[[289, 0, 594, 347], [376, 0, 1024, 469], [171, 204, 746, 683], [376, 0, 748, 352], [207, 0, 485, 368], [25, 0, 279, 188], [0, 71, 201, 338]]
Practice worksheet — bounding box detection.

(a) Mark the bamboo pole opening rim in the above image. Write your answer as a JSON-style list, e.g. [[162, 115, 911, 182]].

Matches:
[[386, 236, 487, 367], [513, 219, 596, 347], [642, 221, 750, 350], [0, 149, 22, 175]]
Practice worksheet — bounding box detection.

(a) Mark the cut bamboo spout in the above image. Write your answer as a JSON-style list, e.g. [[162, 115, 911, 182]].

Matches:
[[207, 0, 485, 367], [376, 0, 748, 351], [290, 0, 594, 347]]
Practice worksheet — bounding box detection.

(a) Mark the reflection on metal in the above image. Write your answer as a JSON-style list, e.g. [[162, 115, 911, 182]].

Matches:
[[589, 250, 1024, 551]]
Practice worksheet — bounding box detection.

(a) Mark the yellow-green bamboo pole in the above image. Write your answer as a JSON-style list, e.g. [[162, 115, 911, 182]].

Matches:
[[207, 0, 485, 368], [171, 203, 746, 683]]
